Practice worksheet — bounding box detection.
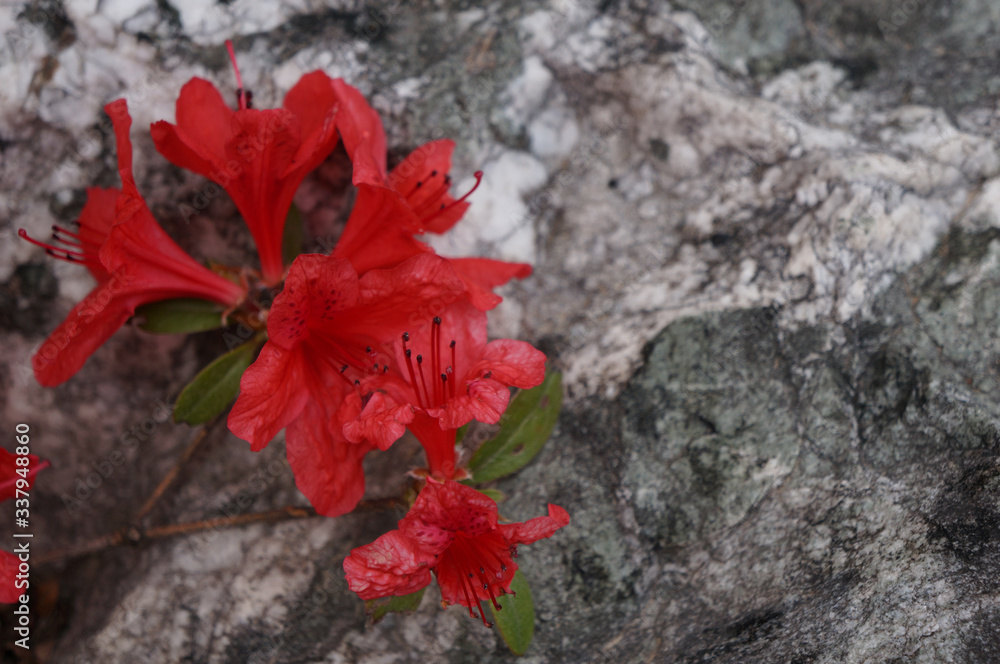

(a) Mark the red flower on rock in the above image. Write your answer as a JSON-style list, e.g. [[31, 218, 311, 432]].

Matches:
[[0, 448, 48, 604], [327, 84, 531, 308], [343, 478, 568, 625], [342, 299, 546, 475], [227, 252, 465, 516], [22, 100, 246, 387], [150, 47, 341, 285]]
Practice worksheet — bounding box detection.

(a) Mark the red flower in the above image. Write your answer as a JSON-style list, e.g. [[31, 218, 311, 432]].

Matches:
[[150, 58, 340, 285], [342, 299, 546, 474], [19, 186, 119, 284], [23, 100, 246, 387], [0, 448, 48, 604], [343, 478, 569, 625], [227, 252, 464, 516], [327, 84, 531, 307]]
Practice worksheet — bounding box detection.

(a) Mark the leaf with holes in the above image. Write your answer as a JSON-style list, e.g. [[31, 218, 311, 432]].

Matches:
[[174, 339, 259, 425], [467, 371, 562, 483], [135, 298, 226, 334], [365, 588, 426, 623], [489, 570, 534, 655]]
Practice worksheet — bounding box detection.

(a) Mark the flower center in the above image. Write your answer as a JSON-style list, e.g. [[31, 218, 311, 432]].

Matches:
[[405, 170, 484, 232], [401, 316, 457, 409], [440, 531, 515, 627]]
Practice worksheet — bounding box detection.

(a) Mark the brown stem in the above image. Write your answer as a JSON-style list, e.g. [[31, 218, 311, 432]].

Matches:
[[36, 498, 404, 567]]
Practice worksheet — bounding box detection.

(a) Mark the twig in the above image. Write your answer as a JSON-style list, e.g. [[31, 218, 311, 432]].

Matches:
[[36, 498, 403, 567], [134, 418, 220, 522]]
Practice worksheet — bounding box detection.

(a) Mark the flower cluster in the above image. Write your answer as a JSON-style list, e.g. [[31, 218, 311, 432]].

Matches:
[[21, 43, 568, 630]]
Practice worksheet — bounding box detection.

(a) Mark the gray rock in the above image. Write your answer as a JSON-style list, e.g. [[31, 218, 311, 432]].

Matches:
[[4, 0, 1000, 662]]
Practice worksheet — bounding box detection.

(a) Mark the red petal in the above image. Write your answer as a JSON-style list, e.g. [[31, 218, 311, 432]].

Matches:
[[387, 139, 467, 234], [104, 100, 245, 306], [392, 299, 487, 391], [499, 504, 570, 546], [406, 412, 459, 478], [228, 343, 313, 452], [435, 530, 517, 608], [330, 79, 387, 185], [448, 257, 532, 311], [31, 279, 141, 387], [435, 377, 510, 429], [150, 78, 232, 177], [336, 254, 466, 343], [282, 71, 340, 177], [0, 450, 46, 503], [285, 397, 373, 518], [0, 551, 21, 604], [332, 184, 429, 274], [342, 390, 414, 451], [343, 530, 436, 600], [77, 187, 120, 282], [399, 479, 498, 555], [267, 254, 360, 349], [473, 339, 547, 389]]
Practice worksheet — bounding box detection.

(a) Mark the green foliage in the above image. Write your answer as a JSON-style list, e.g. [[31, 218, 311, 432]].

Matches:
[[365, 589, 426, 623], [174, 339, 259, 425], [135, 298, 226, 334], [489, 571, 535, 655], [468, 371, 562, 483]]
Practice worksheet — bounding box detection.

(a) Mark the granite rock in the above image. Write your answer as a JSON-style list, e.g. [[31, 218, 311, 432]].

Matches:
[[2, 0, 1000, 662]]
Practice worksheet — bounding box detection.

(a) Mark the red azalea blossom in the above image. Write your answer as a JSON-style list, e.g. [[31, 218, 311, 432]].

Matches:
[[0, 449, 48, 604], [23, 100, 246, 387], [343, 478, 569, 625], [342, 299, 546, 474], [327, 85, 531, 308], [227, 252, 465, 516], [150, 51, 341, 285]]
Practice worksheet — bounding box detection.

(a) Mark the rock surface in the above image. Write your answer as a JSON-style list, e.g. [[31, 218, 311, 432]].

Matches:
[[3, 0, 1000, 662]]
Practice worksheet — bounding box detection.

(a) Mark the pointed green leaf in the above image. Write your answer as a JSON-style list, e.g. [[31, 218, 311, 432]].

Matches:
[[476, 488, 506, 503], [489, 570, 534, 655], [365, 588, 425, 623], [282, 203, 304, 265], [135, 298, 226, 334], [174, 340, 258, 425], [467, 371, 562, 483]]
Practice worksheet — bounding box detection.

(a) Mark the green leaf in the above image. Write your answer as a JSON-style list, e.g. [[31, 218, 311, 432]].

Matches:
[[476, 488, 506, 503], [467, 371, 562, 483], [365, 589, 425, 623], [489, 570, 534, 655], [174, 340, 258, 425], [135, 298, 226, 334], [282, 203, 304, 265]]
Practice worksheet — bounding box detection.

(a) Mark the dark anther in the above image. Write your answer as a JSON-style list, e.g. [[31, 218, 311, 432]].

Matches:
[[433, 316, 442, 325]]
